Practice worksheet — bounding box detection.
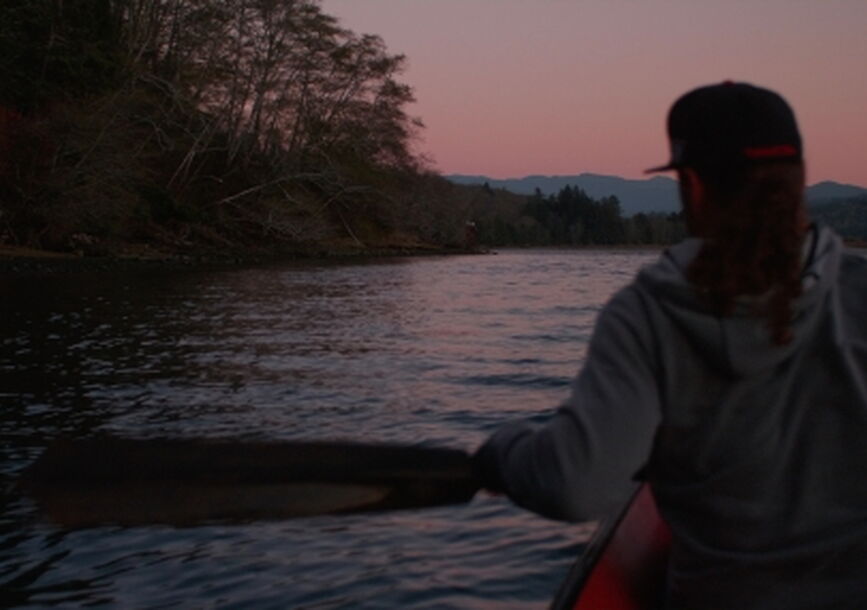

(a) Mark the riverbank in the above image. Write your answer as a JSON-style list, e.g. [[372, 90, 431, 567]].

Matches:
[[0, 238, 487, 274]]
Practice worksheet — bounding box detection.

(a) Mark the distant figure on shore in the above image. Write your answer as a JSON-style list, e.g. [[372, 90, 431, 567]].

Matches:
[[474, 81, 867, 608], [464, 221, 478, 250]]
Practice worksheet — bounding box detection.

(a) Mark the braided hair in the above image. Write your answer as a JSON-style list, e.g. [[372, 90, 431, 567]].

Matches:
[[684, 161, 807, 346]]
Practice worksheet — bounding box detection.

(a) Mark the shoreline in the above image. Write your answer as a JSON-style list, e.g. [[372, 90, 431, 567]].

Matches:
[[0, 243, 488, 274], [4, 238, 862, 275]]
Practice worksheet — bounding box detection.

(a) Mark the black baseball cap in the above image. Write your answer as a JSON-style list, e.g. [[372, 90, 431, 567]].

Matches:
[[646, 81, 802, 173]]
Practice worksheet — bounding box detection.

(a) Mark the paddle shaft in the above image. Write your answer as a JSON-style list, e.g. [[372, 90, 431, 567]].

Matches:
[[20, 437, 480, 527]]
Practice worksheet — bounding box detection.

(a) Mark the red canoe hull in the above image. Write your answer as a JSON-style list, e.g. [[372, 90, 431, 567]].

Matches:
[[551, 484, 671, 610]]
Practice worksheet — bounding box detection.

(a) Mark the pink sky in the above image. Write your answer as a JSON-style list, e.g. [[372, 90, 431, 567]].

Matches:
[[319, 0, 867, 187]]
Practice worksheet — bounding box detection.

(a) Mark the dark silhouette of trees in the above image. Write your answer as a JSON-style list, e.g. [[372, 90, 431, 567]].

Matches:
[[0, 0, 447, 254], [470, 184, 685, 247], [0, 1, 694, 255], [0, 1, 125, 113]]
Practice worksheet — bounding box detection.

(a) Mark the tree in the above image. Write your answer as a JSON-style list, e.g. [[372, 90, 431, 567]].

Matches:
[[0, 0, 434, 252], [0, 0, 125, 113]]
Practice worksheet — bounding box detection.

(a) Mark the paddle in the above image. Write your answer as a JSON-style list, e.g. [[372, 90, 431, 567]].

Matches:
[[19, 437, 481, 527]]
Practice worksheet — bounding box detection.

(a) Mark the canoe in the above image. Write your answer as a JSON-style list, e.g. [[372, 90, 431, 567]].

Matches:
[[550, 483, 671, 610]]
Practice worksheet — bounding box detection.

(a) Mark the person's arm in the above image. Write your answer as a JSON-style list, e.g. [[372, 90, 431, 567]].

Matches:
[[473, 287, 662, 522]]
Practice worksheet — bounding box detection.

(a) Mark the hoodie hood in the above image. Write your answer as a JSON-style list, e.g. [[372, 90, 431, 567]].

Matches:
[[636, 225, 843, 377]]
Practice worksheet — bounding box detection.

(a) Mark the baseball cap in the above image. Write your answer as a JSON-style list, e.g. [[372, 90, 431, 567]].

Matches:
[[645, 81, 802, 173]]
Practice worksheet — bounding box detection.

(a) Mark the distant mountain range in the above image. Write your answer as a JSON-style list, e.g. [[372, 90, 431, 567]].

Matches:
[[447, 173, 867, 216]]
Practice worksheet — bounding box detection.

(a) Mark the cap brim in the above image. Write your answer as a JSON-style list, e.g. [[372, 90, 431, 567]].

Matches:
[[644, 163, 677, 174]]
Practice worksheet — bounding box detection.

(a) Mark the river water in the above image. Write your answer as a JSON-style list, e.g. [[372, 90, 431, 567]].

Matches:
[[1, 248, 657, 609]]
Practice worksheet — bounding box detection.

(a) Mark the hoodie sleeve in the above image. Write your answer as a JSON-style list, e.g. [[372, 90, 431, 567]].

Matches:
[[473, 285, 662, 522]]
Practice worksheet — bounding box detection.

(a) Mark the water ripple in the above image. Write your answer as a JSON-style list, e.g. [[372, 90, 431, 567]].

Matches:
[[1, 248, 656, 608]]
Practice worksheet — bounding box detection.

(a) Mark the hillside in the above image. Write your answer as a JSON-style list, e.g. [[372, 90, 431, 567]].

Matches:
[[809, 195, 867, 241], [0, 1, 479, 264], [807, 181, 867, 205], [449, 173, 680, 215], [448, 173, 867, 216]]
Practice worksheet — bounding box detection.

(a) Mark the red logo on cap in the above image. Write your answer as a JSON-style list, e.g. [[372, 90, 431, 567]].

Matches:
[[743, 145, 798, 159]]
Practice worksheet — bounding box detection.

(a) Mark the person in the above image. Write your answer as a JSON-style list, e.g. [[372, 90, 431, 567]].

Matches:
[[473, 81, 867, 609]]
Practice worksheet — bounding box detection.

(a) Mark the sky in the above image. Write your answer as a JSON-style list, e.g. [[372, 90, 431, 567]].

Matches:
[[318, 0, 867, 187]]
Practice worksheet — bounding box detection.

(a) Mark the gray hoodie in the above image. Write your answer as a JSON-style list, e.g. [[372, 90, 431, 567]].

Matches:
[[475, 225, 867, 609]]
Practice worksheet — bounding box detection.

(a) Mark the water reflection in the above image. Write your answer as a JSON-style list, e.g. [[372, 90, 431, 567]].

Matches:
[[1, 248, 656, 608]]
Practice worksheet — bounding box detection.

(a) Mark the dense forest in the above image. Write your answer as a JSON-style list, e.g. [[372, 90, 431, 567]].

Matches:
[[0, 1, 693, 261], [0, 0, 482, 258], [470, 185, 686, 247]]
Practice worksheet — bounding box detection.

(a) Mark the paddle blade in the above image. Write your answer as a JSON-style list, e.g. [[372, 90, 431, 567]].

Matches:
[[19, 438, 480, 527]]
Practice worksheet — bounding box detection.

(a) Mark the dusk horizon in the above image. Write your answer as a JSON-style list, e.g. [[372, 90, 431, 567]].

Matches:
[[320, 1, 867, 188], [445, 170, 867, 190]]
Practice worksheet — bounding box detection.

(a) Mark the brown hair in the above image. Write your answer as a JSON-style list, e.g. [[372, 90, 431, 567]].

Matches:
[[685, 161, 807, 345]]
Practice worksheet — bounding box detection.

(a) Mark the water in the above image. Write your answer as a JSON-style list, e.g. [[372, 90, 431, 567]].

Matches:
[[1, 248, 657, 608]]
